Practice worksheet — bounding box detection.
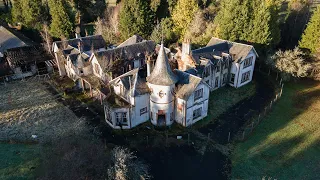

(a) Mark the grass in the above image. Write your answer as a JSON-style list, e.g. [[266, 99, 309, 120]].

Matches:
[[231, 80, 320, 179], [195, 82, 256, 128], [0, 143, 40, 180]]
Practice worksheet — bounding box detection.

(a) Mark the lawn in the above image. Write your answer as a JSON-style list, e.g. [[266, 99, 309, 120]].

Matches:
[[195, 82, 256, 128], [231, 81, 320, 179], [0, 143, 40, 180]]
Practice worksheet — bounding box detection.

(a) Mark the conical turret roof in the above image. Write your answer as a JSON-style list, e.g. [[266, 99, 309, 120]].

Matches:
[[147, 44, 178, 85]]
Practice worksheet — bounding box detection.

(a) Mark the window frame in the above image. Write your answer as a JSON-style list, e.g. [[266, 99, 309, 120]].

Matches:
[[194, 88, 203, 101], [140, 107, 147, 116], [94, 63, 100, 75], [215, 77, 219, 87], [193, 107, 202, 119], [243, 56, 253, 68], [230, 73, 235, 83], [241, 71, 251, 83], [115, 112, 128, 126]]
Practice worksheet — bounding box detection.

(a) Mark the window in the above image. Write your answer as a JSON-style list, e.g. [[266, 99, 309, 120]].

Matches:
[[193, 107, 202, 119], [140, 107, 147, 115], [241, 71, 251, 83], [194, 88, 203, 101], [230, 73, 235, 83], [204, 66, 210, 77], [215, 65, 220, 73], [105, 107, 112, 124], [215, 77, 219, 87], [21, 64, 31, 73], [94, 63, 100, 75], [223, 74, 227, 84], [243, 56, 253, 68], [115, 112, 128, 126], [170, 112, 174, 121]]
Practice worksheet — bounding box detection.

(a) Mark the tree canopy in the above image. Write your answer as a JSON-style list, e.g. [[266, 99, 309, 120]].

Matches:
[[214, 0, 281, 48], [48, 0, 74, 38], [299, 6, 320, 54], [172, 0, 199, 39], [118, 0, 155, 40]]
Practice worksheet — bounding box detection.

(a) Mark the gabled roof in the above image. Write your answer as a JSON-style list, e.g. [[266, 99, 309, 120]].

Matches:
[[5, 45, 54, 68], [117, 35, 144, 48], [174, 69, 204, 100], [53, 35, 107, 52], [109, 68, 150, 97], [147, 44, 178, 86], [0, 26, 27, 53], [93, 40, 155, 72], [205, 37, 259, 62]]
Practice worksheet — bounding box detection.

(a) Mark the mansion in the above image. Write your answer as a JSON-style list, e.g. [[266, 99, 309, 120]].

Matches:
[[52, 34, 258, 129]]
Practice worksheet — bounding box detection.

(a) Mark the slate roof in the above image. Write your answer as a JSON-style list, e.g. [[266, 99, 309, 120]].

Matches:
[[174, 69, 203, 100], [109, 68, 150, 97], [147, 44, 178, 86], [203, 37, 258, 62], [54, 35, 107, 52], [0, 26, 26, 53], [94, 40, 155, 72], [117, 35, 144, 48], [5, 45, 54, 68]]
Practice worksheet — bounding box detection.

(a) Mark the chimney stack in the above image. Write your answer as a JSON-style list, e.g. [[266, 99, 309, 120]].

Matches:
[[182, 39, 191, 55]]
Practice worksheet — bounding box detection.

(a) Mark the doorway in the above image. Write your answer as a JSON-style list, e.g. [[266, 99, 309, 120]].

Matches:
[[157, 114, 166, 126]]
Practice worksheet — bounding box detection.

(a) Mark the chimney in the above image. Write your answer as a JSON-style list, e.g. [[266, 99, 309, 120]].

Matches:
[[75, 26, 81, 39], [182, 39, 191, 55], [78, 41, 83, 53], [146, 55, 154, 77]]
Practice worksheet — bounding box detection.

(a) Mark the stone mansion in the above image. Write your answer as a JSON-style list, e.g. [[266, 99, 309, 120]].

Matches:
[[52, 35, 258, 129]]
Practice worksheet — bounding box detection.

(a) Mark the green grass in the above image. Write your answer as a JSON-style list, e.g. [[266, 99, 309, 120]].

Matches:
[[195, 82, 256, 128], [0, 143, 41, 180], [231, 81, 320, 179]]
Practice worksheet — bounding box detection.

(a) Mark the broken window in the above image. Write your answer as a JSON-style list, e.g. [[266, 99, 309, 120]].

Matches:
[[230, 73, 235, 84], [194, 88, 203, 101], [115, 112, 128, 126], [241, 71, 250, 83], [193, 107, 202, 119], [140, 107, 147, 115], [243, 56, 253, 68], [215, 77, 219, 87]]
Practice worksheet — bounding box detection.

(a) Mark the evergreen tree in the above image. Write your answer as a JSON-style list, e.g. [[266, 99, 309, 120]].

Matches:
[[11, 0, 23, 23], [21, 0, 45, 28], [299, 6, 320, 54], [214, 0, 249, 41], [118, 0, 155, 40], [214, 0, 281, 48], [48, 0, 73, 38], [150, 18, 177, 45], [172, 0, 199, 39]]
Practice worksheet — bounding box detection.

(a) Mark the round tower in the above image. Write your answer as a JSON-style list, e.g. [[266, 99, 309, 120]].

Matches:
[[147, 44, 178, 126]]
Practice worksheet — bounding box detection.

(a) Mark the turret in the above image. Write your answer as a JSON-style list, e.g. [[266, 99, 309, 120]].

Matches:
[[147, 44, 178, 126]]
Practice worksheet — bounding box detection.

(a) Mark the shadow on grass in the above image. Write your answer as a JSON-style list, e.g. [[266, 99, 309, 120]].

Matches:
[[231, 80, 320, 179]]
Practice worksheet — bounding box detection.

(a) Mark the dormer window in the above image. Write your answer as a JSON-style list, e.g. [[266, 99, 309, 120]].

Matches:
[[243, 56, 253, 68], [194, 88, 203, 101], [94, 63, 100, 75]]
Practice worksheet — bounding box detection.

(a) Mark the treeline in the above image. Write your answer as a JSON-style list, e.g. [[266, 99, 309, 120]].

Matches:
[[1, 0, 320, 80]]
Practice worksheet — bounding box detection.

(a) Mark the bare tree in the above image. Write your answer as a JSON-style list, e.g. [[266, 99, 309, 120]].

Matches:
[[40, 23, 53, 55], [107, 146, 150, 180]]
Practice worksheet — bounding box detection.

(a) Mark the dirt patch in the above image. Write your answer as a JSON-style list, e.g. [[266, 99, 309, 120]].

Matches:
[[0, 80, 88, 143]]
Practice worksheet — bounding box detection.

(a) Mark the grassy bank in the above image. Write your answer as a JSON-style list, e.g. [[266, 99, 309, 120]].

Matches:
[[0, 143, 40, 180], [231, 81, 320, 179], [195, 82, 256, 128]]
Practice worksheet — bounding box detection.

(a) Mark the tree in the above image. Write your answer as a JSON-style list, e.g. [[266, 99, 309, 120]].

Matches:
[[107, 147, 150, 180], [299, 6, 320, 54], [11, 0, 23, 23], [40, 23, 53, 55], [214, 0, 281, 48], [267, 47, 311, 80], [172, 0, 199, 39], [118, 0, 155, 40], [11, 0, 47, 29], [48, 0, 73, 38], [150, 18, 177, 45]]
